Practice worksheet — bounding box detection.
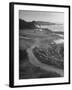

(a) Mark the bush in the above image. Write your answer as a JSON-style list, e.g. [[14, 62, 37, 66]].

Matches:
[[32, 42, 64, 69]]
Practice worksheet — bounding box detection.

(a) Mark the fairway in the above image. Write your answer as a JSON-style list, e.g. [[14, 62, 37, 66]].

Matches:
[[19, 28, 64, 79]]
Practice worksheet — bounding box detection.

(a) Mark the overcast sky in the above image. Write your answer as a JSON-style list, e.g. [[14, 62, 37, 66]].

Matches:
[[19, 10, 64, 24]]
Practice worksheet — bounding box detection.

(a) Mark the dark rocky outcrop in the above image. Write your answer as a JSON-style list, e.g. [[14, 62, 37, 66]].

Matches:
[[19, 19, 36, 29]]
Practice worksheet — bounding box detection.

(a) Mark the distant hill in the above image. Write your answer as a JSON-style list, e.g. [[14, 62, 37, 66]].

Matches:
[[19, 19, 57, 29], [32, 21, 56, 25], [19, 19, 36, 29], [19, 19, 63, 32]]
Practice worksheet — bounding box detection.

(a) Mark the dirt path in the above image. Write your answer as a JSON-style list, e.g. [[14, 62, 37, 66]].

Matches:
[[27, 38, 64, 77]]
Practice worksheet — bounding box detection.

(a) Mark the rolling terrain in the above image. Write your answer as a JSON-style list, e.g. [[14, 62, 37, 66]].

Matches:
[[19, 19, 64, 79]]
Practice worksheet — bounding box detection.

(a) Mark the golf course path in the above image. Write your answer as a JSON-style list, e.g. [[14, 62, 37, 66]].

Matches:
[[27, 38, 64, 77]]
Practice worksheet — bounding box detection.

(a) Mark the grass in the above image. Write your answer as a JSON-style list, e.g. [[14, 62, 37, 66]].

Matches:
[[19, 37, 34, 50], [19, 29, 64, 79], [19, 50, 61, 79]]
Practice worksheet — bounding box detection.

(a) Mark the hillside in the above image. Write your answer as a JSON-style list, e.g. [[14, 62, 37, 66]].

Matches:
[[19, 19, 58, 29], [19, 19, 36, 29]]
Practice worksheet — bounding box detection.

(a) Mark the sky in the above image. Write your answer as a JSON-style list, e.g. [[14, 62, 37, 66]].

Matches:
[[19, 10, 64, 24]]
